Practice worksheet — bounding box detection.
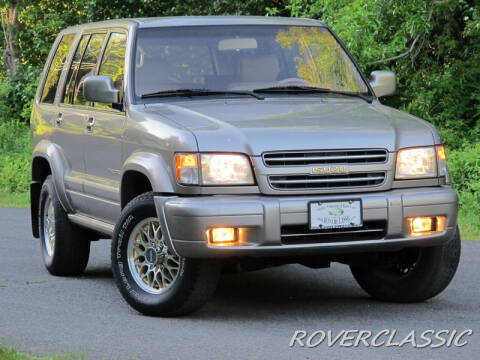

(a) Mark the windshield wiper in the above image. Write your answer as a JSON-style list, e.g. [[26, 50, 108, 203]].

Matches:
[[252, 86, 373, 103], [141, 88, 264, 100]]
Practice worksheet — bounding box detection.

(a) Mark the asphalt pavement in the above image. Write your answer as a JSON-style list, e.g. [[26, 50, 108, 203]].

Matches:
[[0, 207, 478, 360]]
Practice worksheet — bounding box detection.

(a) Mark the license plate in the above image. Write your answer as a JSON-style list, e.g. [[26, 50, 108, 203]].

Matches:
[[309, 200, 362, 230]]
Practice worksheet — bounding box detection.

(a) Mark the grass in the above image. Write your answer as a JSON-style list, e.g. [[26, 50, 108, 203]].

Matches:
[[0, 191, 29, 208], [458, 208, 480, 240], [0, 346, 84, 360], [0, 190, 478, 240]]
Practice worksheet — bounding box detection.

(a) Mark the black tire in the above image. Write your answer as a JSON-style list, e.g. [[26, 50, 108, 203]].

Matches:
[[38, 175, 91, 276], [351, 227, 461, 302], [111, 192, 221, 317]]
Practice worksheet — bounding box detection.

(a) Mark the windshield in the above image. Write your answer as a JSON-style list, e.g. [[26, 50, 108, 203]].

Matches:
[[134, 25, 369, 99]]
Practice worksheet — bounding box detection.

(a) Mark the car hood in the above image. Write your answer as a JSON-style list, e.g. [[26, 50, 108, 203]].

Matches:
[[144, 98, 437, 155]]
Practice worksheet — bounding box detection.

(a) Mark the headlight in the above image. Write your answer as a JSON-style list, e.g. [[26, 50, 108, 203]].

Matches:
[[175, 153, 254, 185], [395, 147, 437, 179], [201, 154, 254, 185]]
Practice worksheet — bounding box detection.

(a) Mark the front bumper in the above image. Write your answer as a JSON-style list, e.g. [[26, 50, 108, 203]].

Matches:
[[154, 186, 458, 258]]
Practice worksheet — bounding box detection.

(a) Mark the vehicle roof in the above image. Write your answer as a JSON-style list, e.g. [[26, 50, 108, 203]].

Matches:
[[60, 16, 325, 33]]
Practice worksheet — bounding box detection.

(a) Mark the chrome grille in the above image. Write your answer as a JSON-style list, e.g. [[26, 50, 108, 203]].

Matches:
[[281, 221, 387, 244], [269, 172, 386, 190], [263, 149, 388, 167]]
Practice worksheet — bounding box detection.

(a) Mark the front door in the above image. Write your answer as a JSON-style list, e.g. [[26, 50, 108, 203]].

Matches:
[[82, 32, 128, 223]]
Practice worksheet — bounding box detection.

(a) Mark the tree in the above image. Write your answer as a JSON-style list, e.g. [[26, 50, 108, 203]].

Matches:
[[0, 0, 21, 77]]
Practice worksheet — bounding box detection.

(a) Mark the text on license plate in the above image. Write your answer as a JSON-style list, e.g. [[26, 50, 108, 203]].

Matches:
[[310, 200, 362, 230]]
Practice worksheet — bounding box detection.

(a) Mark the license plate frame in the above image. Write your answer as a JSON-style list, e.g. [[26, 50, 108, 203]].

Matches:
[[309, 199, 363, 230]]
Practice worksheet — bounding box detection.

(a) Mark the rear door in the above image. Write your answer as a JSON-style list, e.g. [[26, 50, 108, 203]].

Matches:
[[35, 33, 86, 210], [56, 32, 107, 214], [82, 31, 127, 222]]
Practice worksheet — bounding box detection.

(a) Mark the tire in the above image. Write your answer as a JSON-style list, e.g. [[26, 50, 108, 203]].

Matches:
[[350, 227, 461, 302], [111, 192, 221, 317], [38, 175, 91, 276]]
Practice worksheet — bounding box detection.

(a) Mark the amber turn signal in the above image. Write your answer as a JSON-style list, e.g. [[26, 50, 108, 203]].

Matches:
[[175, 153, 199, 185], [407, 216, 446, 237]]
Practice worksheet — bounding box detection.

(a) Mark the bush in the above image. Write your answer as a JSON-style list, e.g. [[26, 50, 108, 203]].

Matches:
[[0, 64, 40, 124], [448, 143, 480, 195], [0, 152, 30, 193], [0, 121, 30, 154], [0, 121, 30, 194], [448, 143, 480, 237]]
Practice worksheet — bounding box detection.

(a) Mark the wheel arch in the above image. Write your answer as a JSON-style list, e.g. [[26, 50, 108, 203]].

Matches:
[[31, 141, 75, 238], [120, 152, 176, 209]]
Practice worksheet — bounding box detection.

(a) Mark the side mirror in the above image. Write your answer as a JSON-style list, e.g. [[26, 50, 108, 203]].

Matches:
[[369, 71, 396, 98], [83, 75, 120, 104]]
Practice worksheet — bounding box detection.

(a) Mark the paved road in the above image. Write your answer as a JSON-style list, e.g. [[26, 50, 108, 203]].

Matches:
[[0, 207, 478, 360]]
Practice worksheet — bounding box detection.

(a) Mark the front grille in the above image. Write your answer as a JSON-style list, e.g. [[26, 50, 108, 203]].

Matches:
[[281, 221, 387, 245], [263, 149, 388, 167], [269, 172, 386, 190]]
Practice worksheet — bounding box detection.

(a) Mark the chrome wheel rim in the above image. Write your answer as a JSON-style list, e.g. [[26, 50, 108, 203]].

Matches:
[[43, 197, 56, 257], [127, 218, 181, 294]]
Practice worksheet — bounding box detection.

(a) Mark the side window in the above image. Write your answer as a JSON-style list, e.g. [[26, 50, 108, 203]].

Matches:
[[62, 35, 90, 104], [40, 34, 75, 103], [73, 33, 105, 106], [96, 32, 127, 109]]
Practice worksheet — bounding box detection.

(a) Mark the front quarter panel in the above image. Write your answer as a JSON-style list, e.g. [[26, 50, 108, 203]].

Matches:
[[122, 106, 198, 193]]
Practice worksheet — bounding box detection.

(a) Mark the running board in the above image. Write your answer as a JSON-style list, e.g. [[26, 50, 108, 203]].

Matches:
[[68, 214, 115, 237]]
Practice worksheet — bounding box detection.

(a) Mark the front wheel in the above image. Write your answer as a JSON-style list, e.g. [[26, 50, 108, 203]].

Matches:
[[111, 192, 221, 316], [350, 227, 461, 302]]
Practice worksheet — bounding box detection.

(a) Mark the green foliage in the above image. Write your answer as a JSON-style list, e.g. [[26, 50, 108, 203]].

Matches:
[[0, 151, 30, 193], [449, 143, 480, 199], [0, 345, 84, 360], [0, 191, 29, 207], [0, 120, 30, 194], [448, 143, 480, 238], [0, 120, 29, 153], [0, 63, 39, 124]]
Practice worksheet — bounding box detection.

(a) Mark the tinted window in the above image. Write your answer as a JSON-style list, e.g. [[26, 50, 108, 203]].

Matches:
[[73, 33, 105, 106], [62, 35, 89, 104], [40, 34, 75, 103], [96, 32, 127, 109], [134, 26, 369, 98]]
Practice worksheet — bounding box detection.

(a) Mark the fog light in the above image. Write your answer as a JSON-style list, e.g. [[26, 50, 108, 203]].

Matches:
[[407, 216, 446, 237], [207, 227, 237, 245]]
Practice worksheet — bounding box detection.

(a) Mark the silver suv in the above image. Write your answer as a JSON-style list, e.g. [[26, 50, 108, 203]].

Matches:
[[30, 16, 460, 316]]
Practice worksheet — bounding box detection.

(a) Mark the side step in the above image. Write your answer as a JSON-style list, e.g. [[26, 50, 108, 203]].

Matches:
[[68, 213, 115, 237]]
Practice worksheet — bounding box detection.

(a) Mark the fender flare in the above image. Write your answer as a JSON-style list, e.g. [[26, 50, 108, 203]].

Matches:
[[121, 152, 176, 194], [32, 140, 75, 214]]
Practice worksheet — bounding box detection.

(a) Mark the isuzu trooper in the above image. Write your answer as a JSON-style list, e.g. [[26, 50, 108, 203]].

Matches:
[[30, 16, 460, 316]]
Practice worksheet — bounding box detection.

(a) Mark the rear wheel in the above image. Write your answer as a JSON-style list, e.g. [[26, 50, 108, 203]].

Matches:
[[350, 227, 461, 302], [111, 192, 221, 316], [39, 175, 91, 276]]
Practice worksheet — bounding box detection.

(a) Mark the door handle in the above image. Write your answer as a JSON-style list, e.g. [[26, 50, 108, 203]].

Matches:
[[86, 117, 95, 132], [55, 113, 63, 126]]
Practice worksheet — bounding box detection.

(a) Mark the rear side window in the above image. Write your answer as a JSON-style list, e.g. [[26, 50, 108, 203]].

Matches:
[[73, 33, 106, 106], [63, 34, 90, 104], [40, 34, 75, 103], [96, 32, 127, 109]]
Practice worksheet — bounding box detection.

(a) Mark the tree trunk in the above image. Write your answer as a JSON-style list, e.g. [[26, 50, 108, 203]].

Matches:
[[1, 0, 22, 78]]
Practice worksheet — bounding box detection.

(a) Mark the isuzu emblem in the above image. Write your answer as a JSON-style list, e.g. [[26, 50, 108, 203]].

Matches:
[[311, 166, 348, 175]]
